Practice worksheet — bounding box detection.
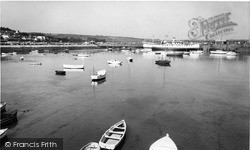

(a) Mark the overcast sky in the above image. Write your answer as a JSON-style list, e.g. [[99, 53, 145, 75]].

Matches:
[[1, 1, 250, 40]]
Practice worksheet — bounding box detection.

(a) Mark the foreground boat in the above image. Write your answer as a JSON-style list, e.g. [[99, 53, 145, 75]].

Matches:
[[99, 120, 126, 150], [1, 110, 18, 126], [63, 64, 84, 69], [91, 69, 106, 81], [0, 128, 8, 139], [1, 102, 7, 112], [80, 142, 100, 150], [149, 133, 177, 150]]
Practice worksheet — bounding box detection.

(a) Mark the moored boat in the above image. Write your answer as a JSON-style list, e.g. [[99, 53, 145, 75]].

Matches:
[[155, 60, 171, 66], [210, 50, 227, 54], [226, 51, 238, 56], [99, 120, 126, 150], [0, 128, 8, 139], [107, 59, 122, 65], [1, 102, 7, 112], [55, 70, 66, 75], [149, 133, 177, 150], [80, 142, 100, 150], [63, 64, 84, 69], [1, 110, 18, 126], [91, 69, 106, 81]]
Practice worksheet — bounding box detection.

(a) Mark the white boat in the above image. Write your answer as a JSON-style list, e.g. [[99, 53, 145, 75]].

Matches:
[[99, 120, 126, 150], [107, 59, 122, 65], [226, 51, 238, 56], [80, 142, 100, 150], [91, 69, 106, 81], [1, 102, 7, 112], [108, 63, 122, 68], [20, 56, 24, 61], [190, 50, 203, 55], [149, 133, 177, 150], [0, 128, 8, 139], [63, 64, 84, 69], [1, 53, 10, 57], [210, 50, 227, 54]]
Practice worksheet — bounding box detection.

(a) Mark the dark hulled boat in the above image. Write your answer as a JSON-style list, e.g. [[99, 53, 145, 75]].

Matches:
[[1, 110, 18, 126]]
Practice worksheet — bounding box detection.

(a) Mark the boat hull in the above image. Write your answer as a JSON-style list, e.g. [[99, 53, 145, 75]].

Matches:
[[1, 102, 7, 112], [63, 64, 84, 69], [80, 142, 100, 150], [0, 128, 8, 139], [0, 110, 18, 126], [99, 120, 126, 150], [149, 134, 177, 150]]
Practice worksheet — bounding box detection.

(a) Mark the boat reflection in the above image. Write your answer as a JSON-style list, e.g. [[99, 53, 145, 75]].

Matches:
[[91, 78, 106, 86], [155, 63, 171, 67]]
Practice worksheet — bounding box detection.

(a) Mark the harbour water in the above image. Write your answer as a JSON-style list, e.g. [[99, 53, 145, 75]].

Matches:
[[1, 49, 249, 150]]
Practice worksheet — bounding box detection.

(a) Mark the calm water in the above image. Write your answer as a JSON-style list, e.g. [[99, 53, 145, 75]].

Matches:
[[1, 49, 249, 150]]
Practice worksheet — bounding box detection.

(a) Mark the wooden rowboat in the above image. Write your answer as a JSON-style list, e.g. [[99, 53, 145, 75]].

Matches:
[[149, 133, 177, 150], [80, 142, 100, 150], [99, 120, 126, 150], [1, 102, 7, 112], [0, 110, 18, 126], [0, 128, 8, 139], [91, 69, 106, 81]]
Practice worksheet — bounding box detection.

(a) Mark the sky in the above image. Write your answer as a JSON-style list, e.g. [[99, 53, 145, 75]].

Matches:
[[1, 1, 250, 40]]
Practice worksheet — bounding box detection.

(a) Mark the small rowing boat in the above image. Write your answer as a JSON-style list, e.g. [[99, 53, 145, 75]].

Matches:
[[91, 69, 106, 81], [80, 142, 100, 150], [0, 128, 8, 139], [149, 133, 177, 150], [0, 110, 18, 126], [99, 120, 126, 150], [1, 102, 7, 112]]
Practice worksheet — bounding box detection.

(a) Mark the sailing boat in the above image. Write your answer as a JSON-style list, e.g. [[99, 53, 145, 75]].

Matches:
[[91, 67, 106, 81], [155, 48, 171, 66]]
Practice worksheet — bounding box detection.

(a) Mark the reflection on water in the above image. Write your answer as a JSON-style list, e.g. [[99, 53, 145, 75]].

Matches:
[[1, 50, 249, 150]]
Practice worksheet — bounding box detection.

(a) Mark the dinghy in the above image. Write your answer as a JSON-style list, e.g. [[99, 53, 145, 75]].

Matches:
[[55, 70, 66, 75], [0, 128, 8, 139], [1, 102, 7, 112], [91, 69, 106, 81], [80, 142, 100, 150], [99, 120, 126, 150], [1, 110, 18, 126], [149, 133, 177, 150]]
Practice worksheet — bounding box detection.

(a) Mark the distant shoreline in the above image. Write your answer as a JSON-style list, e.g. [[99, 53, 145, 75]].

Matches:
[[0, 44, 99, 48]]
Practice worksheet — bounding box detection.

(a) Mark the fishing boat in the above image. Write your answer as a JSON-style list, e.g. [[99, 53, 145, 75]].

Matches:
[[0, 128, 8, 139], [155, 60, 171, 66], [1, 110, 18, 126], [99, 120, 126, 150], [210, 50, 227, 54], [149, 133, 177, 150], [107, 59, 122, 65], [55, 70, 66, 75], [1, 102, 7, 112], [91, 69, 106, 81], [80, 142, 100, 150]]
